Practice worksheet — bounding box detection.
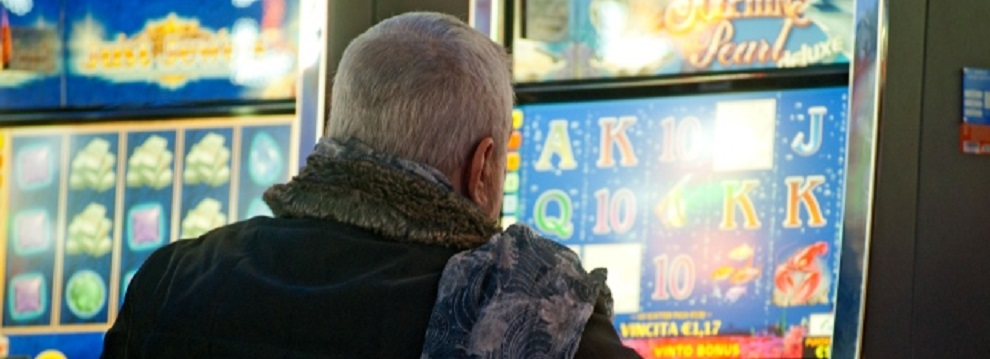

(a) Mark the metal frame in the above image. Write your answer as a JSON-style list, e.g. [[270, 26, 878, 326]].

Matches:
[[469, 0, 506, 43], [0, 100, 296, 127], [833, 0, 887, 357], [295, 0, 330, 167], [514, 64, 849, 104]]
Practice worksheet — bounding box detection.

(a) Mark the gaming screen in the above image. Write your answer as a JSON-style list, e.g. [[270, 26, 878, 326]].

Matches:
[[0, 0, 300, 111], [503, 86, 848, 358], [513, 0, 853, 83], [0, 116, 298, 358]]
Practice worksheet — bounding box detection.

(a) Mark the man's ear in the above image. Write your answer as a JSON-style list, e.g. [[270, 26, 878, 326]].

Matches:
[[465, 137, 495, 209]]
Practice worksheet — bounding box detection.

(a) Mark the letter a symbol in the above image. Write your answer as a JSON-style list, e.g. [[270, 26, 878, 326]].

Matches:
[[597, 116, 639, 168], [534, 120, 579, 171], [783, 176, 827, 228]]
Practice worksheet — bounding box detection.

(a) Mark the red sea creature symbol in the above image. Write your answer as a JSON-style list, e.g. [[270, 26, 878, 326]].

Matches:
[[774, 241, 828, 305]]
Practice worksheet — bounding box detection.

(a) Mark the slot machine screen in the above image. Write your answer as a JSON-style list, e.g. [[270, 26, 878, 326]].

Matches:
[[504, 86, 848, 358], [0, 115, 298, 358]]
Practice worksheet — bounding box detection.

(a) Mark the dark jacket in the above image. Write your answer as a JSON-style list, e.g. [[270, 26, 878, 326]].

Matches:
[[101, 138, 641, 358]]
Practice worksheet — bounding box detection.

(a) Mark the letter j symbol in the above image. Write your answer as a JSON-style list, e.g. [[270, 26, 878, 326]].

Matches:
[[792, 106, 827, 156]]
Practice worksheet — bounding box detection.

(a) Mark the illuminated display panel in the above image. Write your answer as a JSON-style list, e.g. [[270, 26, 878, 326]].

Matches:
[[505, 86, 848, 358], [512, 0, 853, 83], [0, 116, 298, 358], [0, 0, 300, 111], [64, 0, 300, 108]]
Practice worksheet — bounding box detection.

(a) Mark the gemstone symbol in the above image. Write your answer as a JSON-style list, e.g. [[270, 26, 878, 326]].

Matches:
[[16, 144, 54, 190], [13, 209, 51, 255], [8, 273, 47, 321], [128, 203, 164, 251], [65, 270, 107, 319]]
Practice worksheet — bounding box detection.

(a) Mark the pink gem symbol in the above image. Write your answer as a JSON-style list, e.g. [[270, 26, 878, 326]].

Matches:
[[129, 204, 163, 250], [17, 145, 53, 189], [14, 276, 42, 314], [14, 210, 49, 254]]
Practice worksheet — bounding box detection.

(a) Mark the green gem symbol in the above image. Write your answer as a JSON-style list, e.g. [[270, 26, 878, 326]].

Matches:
[[66, 270, 107, 319]]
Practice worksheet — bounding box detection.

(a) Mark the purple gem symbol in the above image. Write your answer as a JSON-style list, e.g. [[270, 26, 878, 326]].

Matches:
[[14, 276, 42, 313], [128, 203, 165, 250], [132, 206, 161, 245]]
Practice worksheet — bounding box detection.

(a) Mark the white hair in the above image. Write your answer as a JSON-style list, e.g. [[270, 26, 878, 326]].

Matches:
[[327, 12, 513, 175]]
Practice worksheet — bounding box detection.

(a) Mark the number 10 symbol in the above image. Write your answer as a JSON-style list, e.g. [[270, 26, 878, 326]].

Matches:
[[660, 117, 703, 163], [652, 254, 695, 301], [593, 188, 637, 235]]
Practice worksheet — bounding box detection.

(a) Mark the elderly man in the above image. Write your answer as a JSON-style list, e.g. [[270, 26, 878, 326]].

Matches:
[[102, 12, 640, 359]]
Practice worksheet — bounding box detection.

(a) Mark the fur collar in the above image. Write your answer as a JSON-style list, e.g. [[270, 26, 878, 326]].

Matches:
[[263, 138, 501, 250]]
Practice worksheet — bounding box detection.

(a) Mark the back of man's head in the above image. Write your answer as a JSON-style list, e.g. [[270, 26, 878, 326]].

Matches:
[[327, 12, 513, 177]]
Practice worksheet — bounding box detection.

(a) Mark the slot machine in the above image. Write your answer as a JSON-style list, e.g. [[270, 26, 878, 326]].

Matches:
[[0, 1, 326, 357], [470, 0, 880, 357]]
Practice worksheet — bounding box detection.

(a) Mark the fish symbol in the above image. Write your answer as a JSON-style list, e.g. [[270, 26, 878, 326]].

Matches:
[[730, 267, 761, 285], [728, 244, 755, 262], [725, 286, 747, 302], [711, 266, 735, 281]]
